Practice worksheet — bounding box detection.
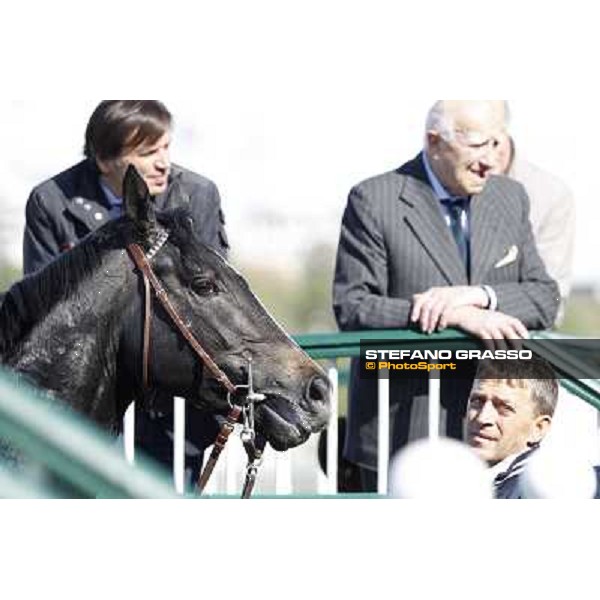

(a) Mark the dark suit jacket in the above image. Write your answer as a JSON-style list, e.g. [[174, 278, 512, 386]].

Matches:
[[493, 447, 538, 499], [23, 159, 229, 274], [333, 154, 560, 470]]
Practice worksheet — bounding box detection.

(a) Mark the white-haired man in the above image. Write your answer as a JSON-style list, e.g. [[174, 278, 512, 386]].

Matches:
[[333, 100, 560, 491]]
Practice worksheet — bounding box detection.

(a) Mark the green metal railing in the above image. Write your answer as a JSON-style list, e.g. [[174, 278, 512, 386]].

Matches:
[[295, 328, 600, 411], [0, 368, 178, 498]]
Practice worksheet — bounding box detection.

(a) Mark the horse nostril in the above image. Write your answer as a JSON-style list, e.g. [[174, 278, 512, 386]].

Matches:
[[305, 375, 330, 405]]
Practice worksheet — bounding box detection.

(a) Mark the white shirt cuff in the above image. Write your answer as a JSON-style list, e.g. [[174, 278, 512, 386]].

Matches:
[[482, 285, 498, 311]]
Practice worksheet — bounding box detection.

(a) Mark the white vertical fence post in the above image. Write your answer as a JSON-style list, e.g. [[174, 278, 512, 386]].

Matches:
[[173, 396, 186, 494], [377, 369, 389, 495], [275, 451, 293, 495], [123, 402, 135, 465], [226, 436, 241, 495], [325, 365, 339, 494], [428, 369, 441, 440], [317, 365, 339, 495]]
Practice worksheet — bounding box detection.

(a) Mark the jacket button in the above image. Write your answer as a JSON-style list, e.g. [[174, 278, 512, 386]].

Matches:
[[94, 212, 104, 221]]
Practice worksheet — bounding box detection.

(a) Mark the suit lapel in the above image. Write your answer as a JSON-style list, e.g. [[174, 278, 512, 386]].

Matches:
[[470, 177, 512, 283], [399, 156, 468, 285]]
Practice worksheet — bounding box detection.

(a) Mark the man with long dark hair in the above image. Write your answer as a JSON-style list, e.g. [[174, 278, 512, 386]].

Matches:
[[23, 100, 229, 487]]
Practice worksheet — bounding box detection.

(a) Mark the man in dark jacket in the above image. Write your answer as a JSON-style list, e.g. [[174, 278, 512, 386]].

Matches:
[[22, 100, 229, 487], [465, 356, 557, 498]]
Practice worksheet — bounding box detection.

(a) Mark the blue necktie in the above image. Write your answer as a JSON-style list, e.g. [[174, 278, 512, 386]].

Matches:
[[442, 197, 469, 273]]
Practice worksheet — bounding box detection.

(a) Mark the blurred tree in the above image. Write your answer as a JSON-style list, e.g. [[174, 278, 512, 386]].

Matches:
[[559, 289, 600, 336], [236, 241, 337, 334], [291, 242, 337, 333], [0, 262, 20, 293]]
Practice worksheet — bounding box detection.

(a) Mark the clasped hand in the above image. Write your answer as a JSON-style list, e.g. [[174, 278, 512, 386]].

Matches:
[[411, 286, 487, 334], [411, 286, 528, 344]]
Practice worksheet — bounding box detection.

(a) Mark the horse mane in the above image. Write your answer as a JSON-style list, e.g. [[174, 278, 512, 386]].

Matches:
[[0, 218, 136, 359], [0, 206, 197, 361]]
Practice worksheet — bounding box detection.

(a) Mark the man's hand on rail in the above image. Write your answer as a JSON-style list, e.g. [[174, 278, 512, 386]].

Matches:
[[439, 306, 528, 349], [411, 286, 488, 334]]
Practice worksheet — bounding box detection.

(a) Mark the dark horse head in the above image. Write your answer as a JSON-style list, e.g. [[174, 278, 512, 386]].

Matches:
[[0, 167, 330, 451]]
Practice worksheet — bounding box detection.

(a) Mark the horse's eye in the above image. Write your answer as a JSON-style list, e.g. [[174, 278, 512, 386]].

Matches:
[[191, 276, 218, 296]]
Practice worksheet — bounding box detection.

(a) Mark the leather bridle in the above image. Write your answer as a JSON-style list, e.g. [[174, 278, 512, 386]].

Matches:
[[126, 232, 266, 499]]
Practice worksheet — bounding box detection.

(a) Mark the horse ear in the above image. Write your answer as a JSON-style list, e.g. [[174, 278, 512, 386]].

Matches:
[[122, 165, 157, 231]]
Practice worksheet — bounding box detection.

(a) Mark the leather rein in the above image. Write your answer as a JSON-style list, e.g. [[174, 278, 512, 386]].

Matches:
[[126, 232, 266, 499]]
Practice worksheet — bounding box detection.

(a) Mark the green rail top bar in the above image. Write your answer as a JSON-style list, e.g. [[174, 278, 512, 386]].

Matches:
[[0, 368, 178, 498], [294, 329, 600, 411]]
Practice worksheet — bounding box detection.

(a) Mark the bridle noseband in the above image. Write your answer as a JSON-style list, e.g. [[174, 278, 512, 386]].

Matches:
[[126, 233, 266, 498]]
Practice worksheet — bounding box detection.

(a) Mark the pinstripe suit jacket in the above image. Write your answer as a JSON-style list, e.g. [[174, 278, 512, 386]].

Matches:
[[333, 153, 560, 470]]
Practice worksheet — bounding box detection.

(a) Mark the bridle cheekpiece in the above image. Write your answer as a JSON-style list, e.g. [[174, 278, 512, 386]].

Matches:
[[126, 230, 267, 498]]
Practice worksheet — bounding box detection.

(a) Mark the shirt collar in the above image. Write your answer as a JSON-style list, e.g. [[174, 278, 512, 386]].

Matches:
[[99, 179, 123, 218], [422, 151, 454, 202], [487, 452, 521, 483], [487, 446, 538, 486], [99, 179, 123, 208]]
